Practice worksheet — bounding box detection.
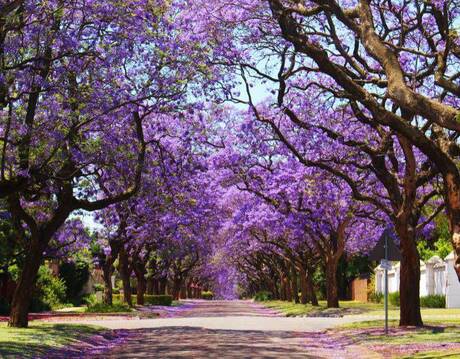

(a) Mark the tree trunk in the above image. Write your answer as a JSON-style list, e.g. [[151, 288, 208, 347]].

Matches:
[[159, 277, 167, 295], [325, 260, 339, 308], [180, 285, 187, 299], [118, 247, 132, 307], [153, 278, 160, 295], [280, 277, 286, 301], [290, 262, 299, 304], [8, 239, 44, 328], [445, 173, 460, 280], [186, 281, 193, 298], [285, 275, 292, 302], [172, 277, 181, 300], [102, 262, 114, 305], [306, 270, 318, 306], [136, 276, 146, 305], [397, 224, 423, 326], [134, 270, 146, 305], [146, 277, 154, 295], [299, 266, 308, 305]]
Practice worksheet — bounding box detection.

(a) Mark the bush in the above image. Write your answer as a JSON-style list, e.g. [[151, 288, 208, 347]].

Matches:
[[0, 297, 10, 315], [389, 291, 400, 306], [81, 293, 97, 306], [253, 291, 272, 302], [59, 260, 90, 302], [93, 283, 104, 292], [201, 291, 213, 300], [31, 265, 67, 311], [421, 294, 445, 308], [145, 295, 173, 306], [112, 294, 173, 306], [86, 302, 131, 313], [369, 291, 383, 304]]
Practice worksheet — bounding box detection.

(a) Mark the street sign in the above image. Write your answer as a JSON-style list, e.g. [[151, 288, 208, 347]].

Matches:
[[368, 227, 401, 335], [368, 228, 401, 261], [380, 259, 392, 271]]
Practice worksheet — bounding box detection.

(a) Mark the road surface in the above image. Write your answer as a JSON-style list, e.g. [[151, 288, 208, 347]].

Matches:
[[50, 300, 379, 358]]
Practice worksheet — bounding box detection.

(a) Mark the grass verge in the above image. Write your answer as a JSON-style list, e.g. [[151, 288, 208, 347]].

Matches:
[[0, 322, 102, 358], [85, 302, 132, 313], [261, 300, 460, 319]]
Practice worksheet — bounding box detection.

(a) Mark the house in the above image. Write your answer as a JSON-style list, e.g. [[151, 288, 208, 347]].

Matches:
[[374, 251, 460, 308]]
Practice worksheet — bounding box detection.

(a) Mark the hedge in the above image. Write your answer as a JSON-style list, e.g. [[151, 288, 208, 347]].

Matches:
[[420, 294, 445, 308], [113, 294, 173, 306], [201, 291, 213, 300], [386, 292, 445, 308], [253, 291, 272, 302], [86, 302, 131, 313], [389, 291, 400, 306]]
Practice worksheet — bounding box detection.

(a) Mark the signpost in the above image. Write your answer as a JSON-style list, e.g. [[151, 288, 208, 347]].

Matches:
[[369, 228, 401, 335]]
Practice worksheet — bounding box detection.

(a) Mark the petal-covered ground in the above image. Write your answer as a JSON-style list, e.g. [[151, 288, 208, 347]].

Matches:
[[43, 301, 460, 358]]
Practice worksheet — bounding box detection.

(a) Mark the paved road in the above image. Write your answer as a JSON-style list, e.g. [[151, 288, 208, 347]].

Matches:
[[64, 300, 377, 358]]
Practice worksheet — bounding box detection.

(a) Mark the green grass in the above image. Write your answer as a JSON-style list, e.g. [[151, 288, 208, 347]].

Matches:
[[85, 302, 132, 313], [336, 319, 460, 358], [0, 323, 102, 358], [399, 350, 460, 358], [262, 300, 460, 320], [54, 306, 86, 313], [262, 300, 398, 317]]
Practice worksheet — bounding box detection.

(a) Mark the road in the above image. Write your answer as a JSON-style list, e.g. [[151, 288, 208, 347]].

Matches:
[[50, 300, 379, 358]]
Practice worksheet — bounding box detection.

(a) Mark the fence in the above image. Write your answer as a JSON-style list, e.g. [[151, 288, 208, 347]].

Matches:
[[374, 251, 460, 308]]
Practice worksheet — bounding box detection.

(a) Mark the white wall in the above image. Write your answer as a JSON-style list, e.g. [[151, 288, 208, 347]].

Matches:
[[445, 253, 460, 308], [420, 269, 427, 297], [374, 254, 459, 307]]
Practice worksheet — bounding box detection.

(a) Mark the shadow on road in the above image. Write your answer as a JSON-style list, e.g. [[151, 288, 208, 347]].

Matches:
[[89, 326, 317, 358]]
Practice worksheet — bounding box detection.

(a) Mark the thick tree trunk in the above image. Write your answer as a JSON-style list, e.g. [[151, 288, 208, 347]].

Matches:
[[325, 260, 339, 308], [136, 277, 146, 305], [102, 262, 114, 305], [299, 266, 308, 305], [8, 239, 44, 328], [290, 262, 299, 304], [445, 173, 460, 280], [280, 276, 286, 300], [397, 224, 423, 326], [134, 270, 146, 305], [118, 247, 132, 307], [172, 277, 181, 300]]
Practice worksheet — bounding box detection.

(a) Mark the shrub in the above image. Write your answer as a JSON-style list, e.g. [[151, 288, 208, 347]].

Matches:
[[253, 291, 272, 302], [389, 291, 400, 306], [81, 293, 97, 306], [201, 291, 213, 300], [145, 295, 173, 306], [86, 302, 131, 313], [93, 283, 104, 292], [31, 265, 67, 311], [112, 294, 173, 306], [0, 297, 10, 315], [369, 291, 383, 304], [420, 294, 445, 308], [59, 260, 90, 302]]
